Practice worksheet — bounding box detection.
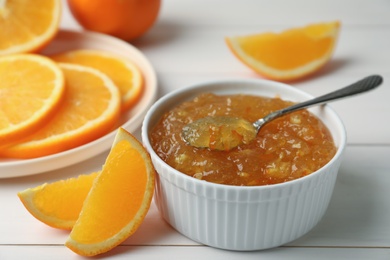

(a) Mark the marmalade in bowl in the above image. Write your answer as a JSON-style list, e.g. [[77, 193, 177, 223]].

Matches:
[[150, 93, 336, 186]]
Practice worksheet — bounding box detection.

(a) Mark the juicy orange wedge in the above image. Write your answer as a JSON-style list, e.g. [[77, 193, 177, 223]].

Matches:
[[65, 128, 155, 256], [226, 21, 340, 81], [18, 172, 99, 230], [51, 49, 143, 111], [0, 54, 65, 146], [0, 0, 61, 55], [0, 63, 121, 158]]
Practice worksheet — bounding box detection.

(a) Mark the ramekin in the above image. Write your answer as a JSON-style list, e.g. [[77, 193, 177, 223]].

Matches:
[[142, 79, 346, 251]]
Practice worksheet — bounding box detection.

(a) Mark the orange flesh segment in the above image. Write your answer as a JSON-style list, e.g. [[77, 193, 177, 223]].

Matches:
[[0, 0, 61, 55], [32, 173, 97, 222], [239, 31, 333, 70], [226, 21, 340, 81], [70, 139, 148, 243], [0, 54, 65, 145], [51, 49, 143, 111], [65, 128, 155, 256], [17, 172, 99, 230]]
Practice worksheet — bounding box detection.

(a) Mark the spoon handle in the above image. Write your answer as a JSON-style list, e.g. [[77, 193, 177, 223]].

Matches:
[[256, 75, 383, 129]]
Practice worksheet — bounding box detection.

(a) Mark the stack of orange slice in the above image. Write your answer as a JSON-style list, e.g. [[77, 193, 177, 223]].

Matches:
[[0, 51, 144, 158], [0, 62, 122, 158], [0, 0, 145, 159]]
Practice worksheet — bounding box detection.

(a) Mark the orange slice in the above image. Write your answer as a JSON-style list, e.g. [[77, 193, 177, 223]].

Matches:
[[0, 0, 61, 55], [66, 128, 155, 256], [0, 63, 121, 158], [17, 172, 99, 230], [51, 49, 143, 111], [226, 21, 340, 81], [0, 54, 65, 146]]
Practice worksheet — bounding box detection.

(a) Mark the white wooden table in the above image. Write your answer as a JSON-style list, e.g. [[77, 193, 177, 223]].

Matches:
[[1, 0, 389, 259]]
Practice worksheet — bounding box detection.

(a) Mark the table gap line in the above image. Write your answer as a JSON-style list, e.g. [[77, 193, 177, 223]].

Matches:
[[0, 244, 389, 250]]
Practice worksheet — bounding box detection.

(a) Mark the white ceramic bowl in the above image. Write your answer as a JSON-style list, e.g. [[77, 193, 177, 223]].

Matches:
[[142, 79, 346, 251]]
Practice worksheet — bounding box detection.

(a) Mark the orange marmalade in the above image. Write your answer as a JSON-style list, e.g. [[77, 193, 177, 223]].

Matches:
[[150, 93, 336, 186]]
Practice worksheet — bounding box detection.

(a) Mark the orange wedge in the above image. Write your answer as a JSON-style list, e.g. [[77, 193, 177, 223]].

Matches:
[[0, 54, 65, 146], [66, 128, 155, 256], [17, 172, 99, 230], [226, 21, 340, 81], [0, 0, 61, 55], [0, 63, 121, 158], [51, 49, 143, 111]]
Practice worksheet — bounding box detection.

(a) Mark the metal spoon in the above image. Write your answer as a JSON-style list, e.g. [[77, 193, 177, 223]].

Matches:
[[182, 75, 383, 151]]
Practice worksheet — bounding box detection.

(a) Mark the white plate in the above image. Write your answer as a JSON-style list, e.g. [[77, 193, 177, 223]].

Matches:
[[0, 29, 158, 178]]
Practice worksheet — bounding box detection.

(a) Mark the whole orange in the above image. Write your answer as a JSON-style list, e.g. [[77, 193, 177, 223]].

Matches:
[[67, 0, 161, 41]]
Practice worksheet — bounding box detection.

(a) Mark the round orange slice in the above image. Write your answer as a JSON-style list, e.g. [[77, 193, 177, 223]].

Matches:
[[0, 54, 65, 146], [51, 49, 143, 111], [0, 0, 61, 55], [226, 21, 340, 81], [17, 172, 99, 230], [0, 63, 121, 158], [66, 128, 155, 256]]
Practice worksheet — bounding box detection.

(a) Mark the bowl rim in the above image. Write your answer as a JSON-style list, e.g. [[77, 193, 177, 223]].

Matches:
[[142, 78, 347, 191]]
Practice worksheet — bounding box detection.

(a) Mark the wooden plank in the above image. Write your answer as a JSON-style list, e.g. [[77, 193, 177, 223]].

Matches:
[[1, 245, 389, 259]]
